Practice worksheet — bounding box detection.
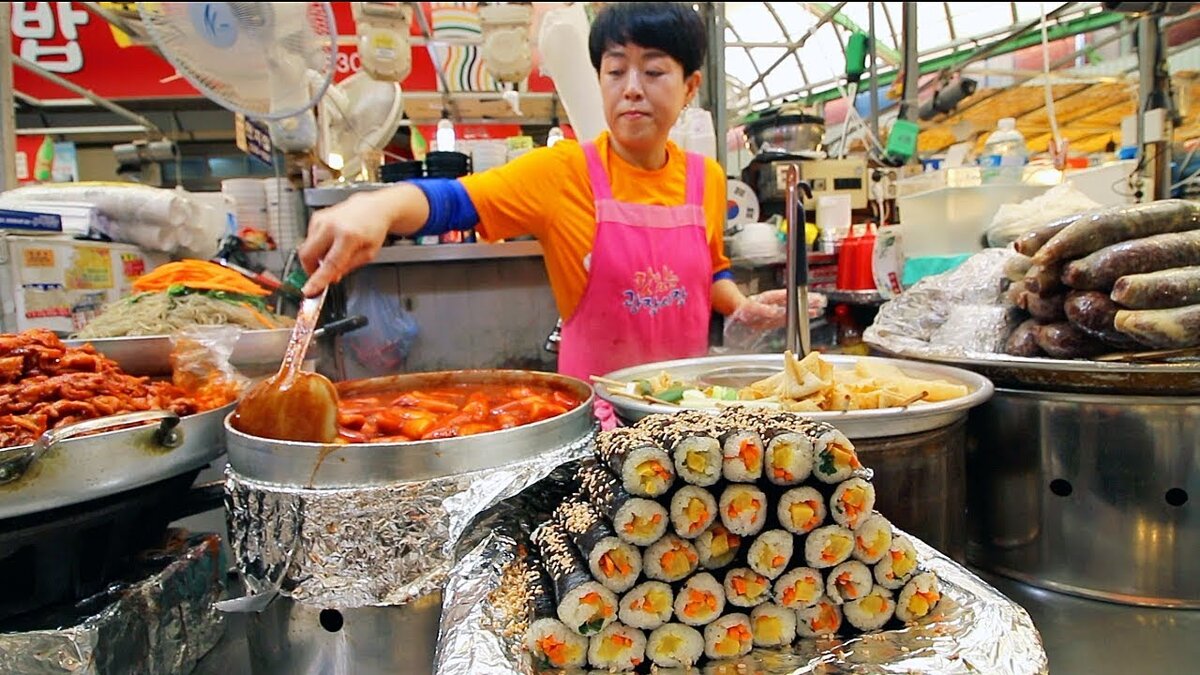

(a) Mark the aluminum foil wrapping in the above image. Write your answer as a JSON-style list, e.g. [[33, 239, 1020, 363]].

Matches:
[[0, 533, 226, 675], [865, 248, 1020, 359], [224, 432, 594, 610], [436, 524, 1049, 675]]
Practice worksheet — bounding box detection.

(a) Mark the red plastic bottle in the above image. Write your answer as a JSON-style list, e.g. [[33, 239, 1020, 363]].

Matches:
[[853, 223, 877, 290], [837, 225, 860, 290]]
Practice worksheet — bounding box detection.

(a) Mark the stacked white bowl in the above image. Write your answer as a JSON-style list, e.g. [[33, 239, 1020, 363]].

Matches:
[[262, 177, 303, 254], [221, 178, 267, 241], [469, 140, 508, 173]]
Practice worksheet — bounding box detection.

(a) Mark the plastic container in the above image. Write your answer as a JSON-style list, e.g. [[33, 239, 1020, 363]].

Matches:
[[852, 223, 877, 290], [836, 225, 861, 290], [978, 117, 1029, 184]]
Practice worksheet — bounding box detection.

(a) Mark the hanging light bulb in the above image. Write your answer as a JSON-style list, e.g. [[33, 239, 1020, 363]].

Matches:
[[436, 109, 456, 152], [547, 116, 564, 148]]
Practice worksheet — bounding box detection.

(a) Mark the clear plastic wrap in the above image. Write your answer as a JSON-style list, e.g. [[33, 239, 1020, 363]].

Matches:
[[169, 325, 248, 410]]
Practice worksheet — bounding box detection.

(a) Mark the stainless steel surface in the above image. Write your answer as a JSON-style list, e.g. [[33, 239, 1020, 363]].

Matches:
[[826, 289, 886, 305], [0, 402, 233, 520], [784, 165, 810, 356], [542, 318, 562, 354], [744, 112, 826, 155], [369, 240, 544, 266], [244, 594, 443, 675], [68, 329, 297, 377], [278, 288, 325, 382], [598, 353, 994, 439], [225, 369, 594, 486], [967, 387, 1200, 607], [303, 184, 387, 208]]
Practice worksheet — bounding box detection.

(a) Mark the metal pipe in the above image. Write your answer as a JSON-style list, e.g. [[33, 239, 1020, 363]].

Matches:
[[900, 2, 920, 123], [784, 167, 812, 357], [1138, 14, 1171, 201], [946, 2, 1081, 76], [1, 8, 16, 190], [410, 5, 460, 120], [869, 2, 881, 143], [15, 125, 149, 136], [11, 56, 164, 137], [744, 2, 847, 93], [706, 3, 728, 172]]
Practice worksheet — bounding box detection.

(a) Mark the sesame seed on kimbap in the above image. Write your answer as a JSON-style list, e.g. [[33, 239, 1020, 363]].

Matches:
[[673, 572, 726, 627], [750, 603, 797, 647], [578, 462, 668, 547], [670, 486, 718, 539], [695, 523, 742, 571], [774, 567, 824, 610], [720, 429, 764, 482], [843, 586, 896, 632], [644, 535, 700, 583], [830, 477, 876, 530], [719, 484, 768, 536], [703, 613, 754, 661], [618, 581, 674, 630], [805, 524, 856, 569], [646, 623, 704, 669], [825, 560, 873, 605], [596, 428, 675, 498], [796, 596, 843, 638], [763, 431, 814, 486], [874, 533, 919, 590], [746, 529, 794, 580], [526, 618, 589, 670], [810, 427, 864, 484], [587, 621, 646, 671], [672, 435, 722, 487], [895, 571, 942, 623], [723, 567, 773, 608]]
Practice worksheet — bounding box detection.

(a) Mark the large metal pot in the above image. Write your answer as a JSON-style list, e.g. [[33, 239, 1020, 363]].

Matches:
[[967, 387, 1200, 608], [743, 108, 826, 155]]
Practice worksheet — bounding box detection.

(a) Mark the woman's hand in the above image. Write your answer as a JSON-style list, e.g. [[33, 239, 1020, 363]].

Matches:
[[728, 290, 788, 331]]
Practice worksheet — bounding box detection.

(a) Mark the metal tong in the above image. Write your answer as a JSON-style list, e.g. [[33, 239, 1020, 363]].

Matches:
[[784, 165, 815, 356]]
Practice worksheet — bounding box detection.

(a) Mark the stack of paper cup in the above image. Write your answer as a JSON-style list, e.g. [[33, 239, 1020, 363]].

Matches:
[[221, 178, 267, 240], [262, 177, 303, 253]]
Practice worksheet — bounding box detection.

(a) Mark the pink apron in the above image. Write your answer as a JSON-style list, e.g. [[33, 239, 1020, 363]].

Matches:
[[560, 142, 712, 427]]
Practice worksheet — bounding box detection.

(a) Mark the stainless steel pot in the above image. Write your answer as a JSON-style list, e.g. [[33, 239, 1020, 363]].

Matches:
[[743, 110, 826, 155], [967, 387, 1200, 608]]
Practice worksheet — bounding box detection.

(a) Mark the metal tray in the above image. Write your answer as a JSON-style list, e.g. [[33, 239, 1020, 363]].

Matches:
[[0, 403, 234, 520], [597, 353, 994, 439], [66, 329, 293, 377]]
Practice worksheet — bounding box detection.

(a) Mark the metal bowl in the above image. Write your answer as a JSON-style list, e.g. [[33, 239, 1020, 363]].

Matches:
[[596, 353, 994, 439], [67, 329, 295, 377], [224, 369, 595, 487]]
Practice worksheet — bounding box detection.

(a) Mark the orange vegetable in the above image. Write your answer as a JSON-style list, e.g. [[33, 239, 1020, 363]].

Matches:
[[133, 260, 271, 296]]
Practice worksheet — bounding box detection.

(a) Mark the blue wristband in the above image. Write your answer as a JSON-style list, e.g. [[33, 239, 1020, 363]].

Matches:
[[410, 178, 479, 236]]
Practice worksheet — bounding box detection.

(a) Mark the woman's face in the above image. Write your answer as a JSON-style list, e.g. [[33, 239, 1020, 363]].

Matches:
[[599, 43, 701, 154]]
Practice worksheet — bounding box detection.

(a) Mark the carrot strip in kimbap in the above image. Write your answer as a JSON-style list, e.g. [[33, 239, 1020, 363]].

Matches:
[[531, 520, 618, 636], [554, 499, 642, 593], [703, 613, 754, 660], [844, 586, 896, 632], [895, 572, 942, 623], [596, 427, 674, 497], [825, 560, 873, 604], [516, 555, 589, 670], [750, 603, 797, 647], [673, 572, 726, 627], [671, 434, 722, 487], [763, 430, 814, 486], [853, 513, 893, 564], [746, 529, 793, 580], [723, 567, 772, 608], [669, 486, 718, 539], [587, 621, 646, 671], [718, 484, 768, 536], [874, 534, 919, 590], [774, 567, 824, 610], [796, 596, 843, 637], [777, 486, 826, 535], [644, 535, 699, 583], [578, 461, 669, 547], [695, 523, 742, 570], [830, 477, 876, 530], [618, 581, 674, 630], [646, 623, 704, 668], [803, 422, 864, 484], [805, 525, 856, 569], [720, 429, 764, 482]]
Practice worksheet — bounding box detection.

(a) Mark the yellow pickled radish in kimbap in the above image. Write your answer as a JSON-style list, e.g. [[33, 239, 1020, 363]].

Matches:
[[764, 430, 814, 485], [703, 613, 754, 660], [874, 533, 919, 590], [696, 523, 742, 570], [673, 572, 726, 626], [723, 567, 772, 608], [526, 618, 588, 669], [644, 535, 699, 583], [844, 586, 896, 631], [896, 571, 942, 623], [587, 621, 646, 671], [811, 426, 863, 484], [672, 435, 722, 487], [670, 486, 718, 539], [531, 521, 619, 636], [646, 623, 704, 668], [852, 513, 894, 564], [720, 429, 764, 482], [831, 477, 876, 530], [777, 486, 826, 535], [619, 581, 674, 630], [596, 428, 674, 497], [750, 603, 797, 647], [719, 484, 768, 536], [825, 560, 873, 604], [805, 524, 856, 569], [796, 597, 843, 637], [577, 461, 668, 547], [747, 529, 794, 579], [774, 567, 824, 609]]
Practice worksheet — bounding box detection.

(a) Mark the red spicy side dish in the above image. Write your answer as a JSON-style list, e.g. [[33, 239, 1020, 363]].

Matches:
[[336, 383, 584, 443]]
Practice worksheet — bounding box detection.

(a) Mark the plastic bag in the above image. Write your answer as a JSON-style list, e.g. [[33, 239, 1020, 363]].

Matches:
[[722, 290, 827, 353], [169, 324, 248, 409], [984, 182, 1101, 248], [342, 286, 419, 374]]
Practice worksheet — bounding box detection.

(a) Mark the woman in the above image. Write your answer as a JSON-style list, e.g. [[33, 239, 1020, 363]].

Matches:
[[299, 2, 783, 382]]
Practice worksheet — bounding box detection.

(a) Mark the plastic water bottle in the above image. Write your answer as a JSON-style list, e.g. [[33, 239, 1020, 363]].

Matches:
[[979, 117, 1029, 184]]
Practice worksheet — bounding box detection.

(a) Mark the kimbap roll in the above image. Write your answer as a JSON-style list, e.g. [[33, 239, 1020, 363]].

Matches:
[[644, 535, 700, 583], [796, 596, 843, 637], [852, 513, 893, 565], [719, 484, 768, 536], [526, 618, 589, 670], [746, 529, 794, 580], [777, 486, 827, 535], [596, 428, 674, 497], [587, 621, 646, 671], [774, 567, 824, 610], [895, 572, 941, 623], [825, 560, 873, 604], [703, 613, 754, 661], [807, 423, 864, 484], [554, 499, 642, 593], [618, 581, 674, 630], [670, 486, 718, 539], [695, 523, 742, 570], [805, 525, 855, 569], [673, 572, 726, 627], [531, 521, 618, 636], [723, 567, 772, 608], [578, 461, 669, 547], [671, 434, 723, 487], [750, 603, 797, 647], [830, 477, 876, 530], [720, 429, 764, 482], [843, 586, 895, 632], [646, 623, 704, 668], [874, 534, 919, 590], [763, 430, 814, 486]]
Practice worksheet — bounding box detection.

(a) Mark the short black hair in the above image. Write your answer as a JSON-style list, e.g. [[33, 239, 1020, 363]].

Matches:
[[589, 2, 707, 76]]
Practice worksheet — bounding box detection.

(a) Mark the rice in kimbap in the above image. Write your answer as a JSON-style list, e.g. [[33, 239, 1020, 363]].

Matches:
[[618, 581, 674, 630], [723, 567, 772, 608], [895, 571, 941, 623], [587, 621, 646, 671], [719, 484, 768, 536], [644, 535, 700, 583], [673, 572, 725, 626], [672, 434, 722, 487], [531, 521, 619, 636], [805, 525, 856, 569], [747, 529, 794, 580], [750, 603, 797, 647], [795, 596, 843, 637], [695, 523, 742, 570], [596, 427, 675, 498], [852, 513, 893, 564], [578, 462, 668, 547], [763, 430, 814, 486], [874, 534, 919, 590], [830, 477, 876, 530], [774, 567, 824, 610], [777, 486, 826, 535], [703, 613, 754, 661], [720, 429, 764, 482], [808, 424, 863, 484], [670, 486, 718, 539], [555, 499, 642, 593], [646, 623, 704, 668], [526, 618, 589, 670], [843, 586, 895, 632], [825, 560, 873, 604]]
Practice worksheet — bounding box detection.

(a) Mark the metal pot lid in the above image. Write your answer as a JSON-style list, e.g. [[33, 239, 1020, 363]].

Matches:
[[595, 353, 994, 439]]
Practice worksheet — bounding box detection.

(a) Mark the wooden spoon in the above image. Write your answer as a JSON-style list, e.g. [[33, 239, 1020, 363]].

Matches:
[[231, 288, 339, 443]]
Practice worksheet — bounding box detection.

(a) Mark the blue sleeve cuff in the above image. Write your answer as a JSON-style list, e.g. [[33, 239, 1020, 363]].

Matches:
[[713, 269, 735, 283], [411, 178, 479, 236]]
